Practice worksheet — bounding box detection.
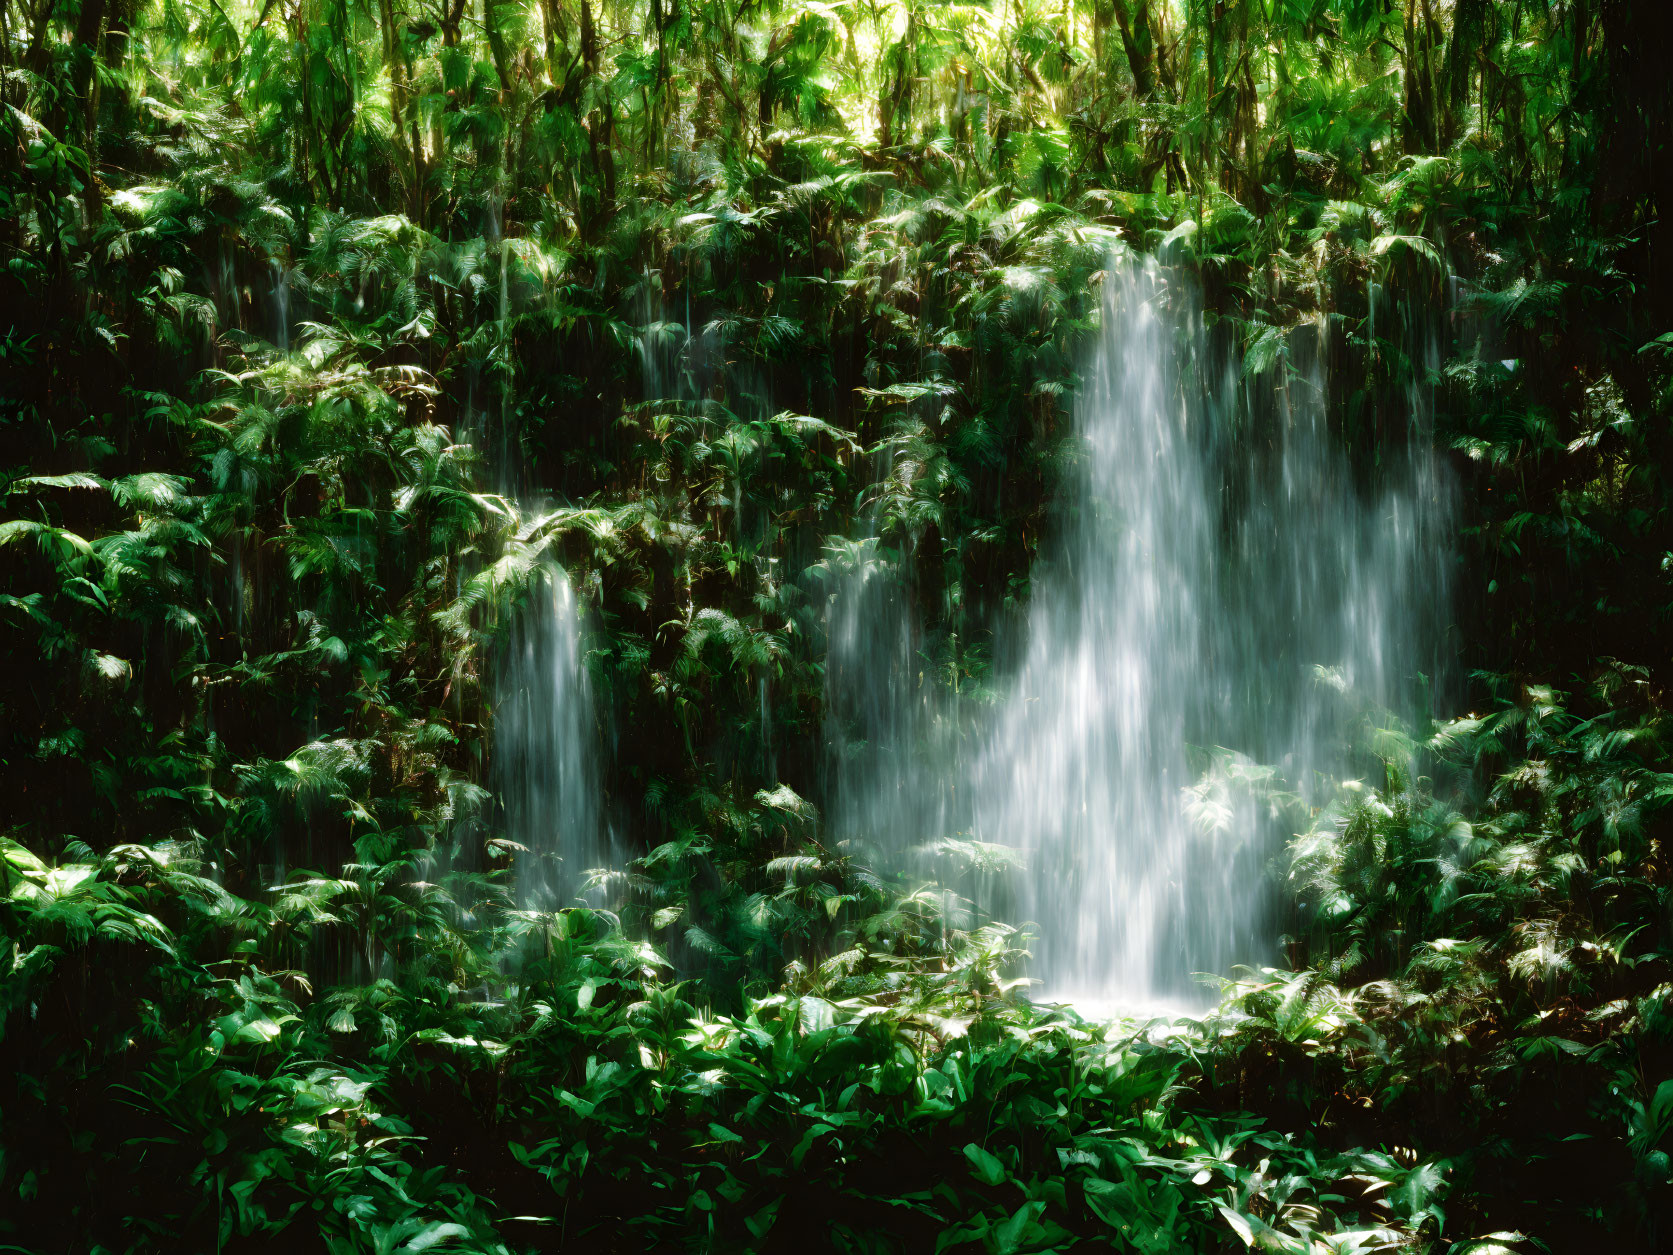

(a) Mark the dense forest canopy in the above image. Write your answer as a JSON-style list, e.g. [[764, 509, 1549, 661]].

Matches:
[[2, 0, 1672, 1251]]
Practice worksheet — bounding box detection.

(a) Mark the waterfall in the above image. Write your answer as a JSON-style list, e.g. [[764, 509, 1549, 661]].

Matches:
[[822, 536, 945, 873], [962, 258, 1451, 1007], [271, 260, 290, 352], [494, 567, 610, 909], [480, 205, 614, 910], [823, 258, 1451, 1007]]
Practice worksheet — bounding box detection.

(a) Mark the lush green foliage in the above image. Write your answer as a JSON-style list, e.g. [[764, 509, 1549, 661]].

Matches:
[[3, 0, 1672, 1250]]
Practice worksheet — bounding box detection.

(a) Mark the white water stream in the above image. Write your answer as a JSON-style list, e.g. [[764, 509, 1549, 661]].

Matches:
[[494, 567, 610, 909], [829, 258, 1451, 1007]]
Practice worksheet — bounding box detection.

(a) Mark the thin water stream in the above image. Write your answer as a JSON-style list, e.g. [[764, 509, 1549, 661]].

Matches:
[[488, 221, 613, 911], [493, 568, 610, 909]]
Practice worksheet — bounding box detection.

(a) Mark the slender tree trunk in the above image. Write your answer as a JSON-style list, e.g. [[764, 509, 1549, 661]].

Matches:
[[378, 0, 421, 222], [66, 0, 107, 162], [1109, 0, 1154, 96]]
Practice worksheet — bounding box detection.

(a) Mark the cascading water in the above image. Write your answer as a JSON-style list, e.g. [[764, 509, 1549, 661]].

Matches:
[[962, 258, 1451, 1007], [822, 536, 945, 868], [824, 257, 1452, 1008], [966, 260, 1221, 1006], [482, 222, 616, 911], [271, 260, 291, 352], [494, 566, 611, 909]]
